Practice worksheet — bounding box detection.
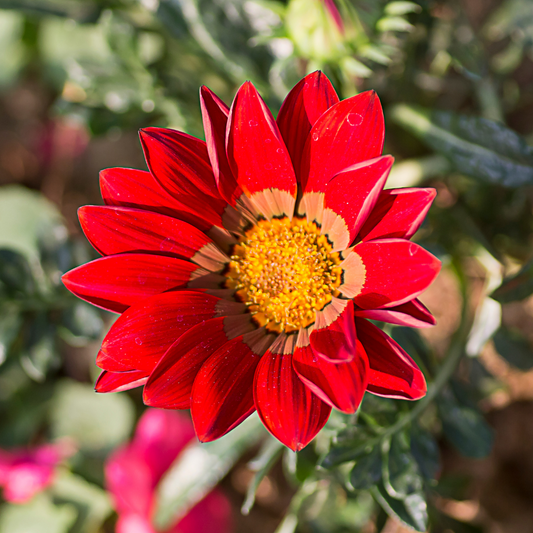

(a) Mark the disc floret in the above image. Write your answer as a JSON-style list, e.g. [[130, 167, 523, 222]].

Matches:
[[225, 217, 342, 333]]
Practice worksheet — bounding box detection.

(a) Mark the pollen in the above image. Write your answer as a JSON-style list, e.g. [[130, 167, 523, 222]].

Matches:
[[225, 217, 343, 333]]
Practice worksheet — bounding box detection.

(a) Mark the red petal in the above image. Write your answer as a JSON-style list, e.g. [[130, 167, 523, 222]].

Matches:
[[254, 336, 331, 451], [301, 90, 384, 193], [351, 239, 441, 308], [355, 299, 436, 328], [226, 81, 296, 218], [276, 71, 339, 180], [98, 292, 246, 372], [62, 254, 205, 313], [358, 188, 437, 242], [191, 329, 274, 442], [322, 156, 393, 250], [99, 167, 211, 232], [310, 299, 356, 363], [95, 370, 148, 393], [144, 315, 254, 410], [293, 329, 368, 413], [78, 206, 228, 271], [200, 86, 242, 205], [357, 318, 427, 400], [139, 128, 228, 229]]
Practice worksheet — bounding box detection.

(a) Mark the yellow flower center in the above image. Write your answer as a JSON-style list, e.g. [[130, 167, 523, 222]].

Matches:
[[225, 217, 343, 333]]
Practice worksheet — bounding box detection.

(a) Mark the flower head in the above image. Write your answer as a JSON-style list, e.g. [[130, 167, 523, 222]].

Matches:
[[105, 409, 232, 533], [63, 72, 441, 451]]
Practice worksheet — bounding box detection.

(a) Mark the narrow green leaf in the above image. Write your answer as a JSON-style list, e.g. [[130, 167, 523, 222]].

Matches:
[[491, 258, 533, 303], [385, 2, 421, 16], [377, 16, 413, 33], [242, 437, 284, 515], [493, 326, 533, 370], [372, 482, 428, 532], [389, 104, 533, 187], [350, 445, 382, 490], [153, 414, 265, 530], [410, 425, 440, 481], [437, 389, 493, 458]]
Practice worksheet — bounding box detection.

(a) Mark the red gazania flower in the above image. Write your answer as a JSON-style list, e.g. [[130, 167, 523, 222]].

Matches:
[[62, 72, 441, 451]]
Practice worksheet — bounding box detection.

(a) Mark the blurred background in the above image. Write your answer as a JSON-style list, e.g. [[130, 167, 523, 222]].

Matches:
[[0, 0, 533, 532]]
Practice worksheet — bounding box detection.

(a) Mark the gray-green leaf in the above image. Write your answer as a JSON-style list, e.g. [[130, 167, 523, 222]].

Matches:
[[389, 104, 533, 187]]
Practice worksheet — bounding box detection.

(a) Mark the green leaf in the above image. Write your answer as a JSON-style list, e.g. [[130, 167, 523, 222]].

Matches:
[[350, 445, 382, 490], [0, 306, 22, 365], [437, 389, 493, 458], [0, 249, 35, 297], [59, 302, 104, 347], [242, 437, 284, 515], [493, 326, 533, 370], [491, 258, 533, 303], [360, 394, 398, 427], [410, 425, 440, 481], [50, 379, 135, 452], [0, 495, 76, 533], [51, 470, 112, 533], [384, 2, 421, 16], [372, 482, 428, 532], [377, 16, 414, 33], [0, 186, 63, 262], [389, 104, 533, 187], [153, 414, 265, 530], [20, 316, 58, 382], [321, 426, 377, 468], [385, 433, 423, 498]]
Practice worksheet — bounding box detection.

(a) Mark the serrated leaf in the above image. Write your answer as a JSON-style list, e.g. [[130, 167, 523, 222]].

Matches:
[[350, 445, 382, 490], [153, 414, 265, 530], [0, 495, 77, 533], [437, 389, 493, 458], [389, 104, 533, 187], [491, 258, 533, 303], [50, 379, 134, 452], [372, 482, 428, 532], [410, 425, 440, 481], [493, 326, 533, 370]]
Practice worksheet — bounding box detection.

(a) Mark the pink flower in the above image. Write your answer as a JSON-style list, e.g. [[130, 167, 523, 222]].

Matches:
[[105, 409, 233, 533], [0, 441, 73, 503]]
